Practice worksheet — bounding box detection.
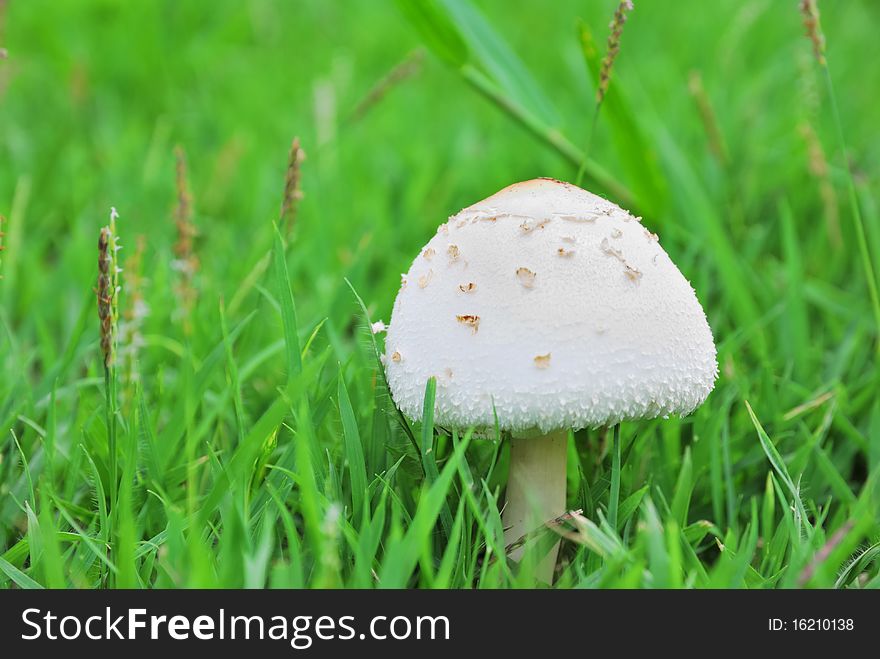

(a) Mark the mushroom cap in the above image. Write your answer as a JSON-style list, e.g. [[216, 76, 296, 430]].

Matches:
[[384, 178, 718, 435]]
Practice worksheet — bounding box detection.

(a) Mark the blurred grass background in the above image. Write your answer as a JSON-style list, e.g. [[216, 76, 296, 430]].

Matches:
[[1, 0, 879, 588]]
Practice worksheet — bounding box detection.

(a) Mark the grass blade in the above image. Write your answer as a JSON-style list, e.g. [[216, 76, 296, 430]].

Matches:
[[745, 400, 810, 534], [273, 226, 302, 381], [338, 370, 368, 527], [0, 555, 44, 589], [607, 424, 621, 530], [419, 377, 453, 540]]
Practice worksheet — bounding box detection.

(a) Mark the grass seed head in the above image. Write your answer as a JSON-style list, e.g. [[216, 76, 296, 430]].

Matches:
[[280, 136, 306, 235], [97, 208, 122, 368], [173, 145, 199, 334], [799, 0, 826, 67], [597, 0, 634, 106], [173, 145, 196, 262]]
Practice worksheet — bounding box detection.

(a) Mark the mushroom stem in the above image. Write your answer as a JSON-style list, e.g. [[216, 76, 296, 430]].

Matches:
[[503, 430, 568, 583]]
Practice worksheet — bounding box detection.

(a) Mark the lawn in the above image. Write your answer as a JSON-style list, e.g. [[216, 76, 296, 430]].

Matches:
[[1, 0, 879, 588]]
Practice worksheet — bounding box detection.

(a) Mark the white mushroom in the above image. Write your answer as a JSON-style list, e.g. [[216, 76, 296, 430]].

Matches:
[[384, 178, 718, 582]]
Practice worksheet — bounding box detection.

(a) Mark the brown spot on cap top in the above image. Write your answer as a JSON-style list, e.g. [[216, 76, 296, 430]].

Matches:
[[456, 314, 480, 334], [447, 244, 460, 262], [516, 267, 536, 288], [624, 265, 643, 282], [391, 351, 402, 363], [534, 353, 551, 369], [418, 270, 433, 289], [557, 247, 575, 258], [422, 247, 435, 260], [459, 282, 476, 293]]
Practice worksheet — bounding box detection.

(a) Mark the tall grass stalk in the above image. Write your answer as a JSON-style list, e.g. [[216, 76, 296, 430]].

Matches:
[[279, 137, 306, 238], [800, 0, 880, 351], [97, 208, 121, 576], [350, 49, 424, 121], [822, 76, 880, 351], [576, 1, 634, 187], [173, 145, 198, 337], [688, 70, 729, 166]]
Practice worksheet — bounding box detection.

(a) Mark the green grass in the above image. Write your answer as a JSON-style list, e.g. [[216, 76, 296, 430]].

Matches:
[[1, 0, 879, 588]]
